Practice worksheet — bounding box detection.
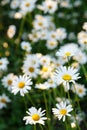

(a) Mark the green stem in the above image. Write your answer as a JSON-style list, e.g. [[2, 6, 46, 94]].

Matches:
[[43, 91, 51, 130], [39, 124, 43, 130], [34, 125, 36, 130], [15, 16, 25, 44], [81, 65, 87, 81], [26, 93, 34, 106]]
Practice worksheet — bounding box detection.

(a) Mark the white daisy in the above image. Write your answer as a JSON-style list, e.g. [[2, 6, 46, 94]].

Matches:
[[7, 25, 16, 38], [1, 73, 15, 91], [0, 57, 9, 71], [12, 74, 32, 96], [23, 107, 47, 125], [38, 0, 58, 14], [35, 82, 50, 90], [56, 43, 78, 58], [55, 66, 80, 91], [0, 94, 11, 109], [19, 0, 37, 15], [72, 83, 86, 98], [56, 28, 67, 42], [52, 101, 73, 122], [46, 40, 58, 50], [21, 41, 31, 52], [22, 64, 40, 78]]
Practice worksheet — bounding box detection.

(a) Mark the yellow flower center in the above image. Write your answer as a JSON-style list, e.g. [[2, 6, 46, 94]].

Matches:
[[8, 80, 12, 85], [65, 52, 71, 57], [29, 67, 35, 73], [32, 114, 40, 121], [84, 40, 87, 44], [38, 22, 43, 26], [62, 74, 72, 81], [60, 109, 67, 115], [78, 89, 83, 93], [42, 67, 48, 72], [0, 62, 2, 65], [50, 42, 55, 46], [51, 34, 55, 38], [25, 2, 30, 7], [18, 82, 25, 88], [24, 46, 28, 49], [1, 98, 6, 103], [49, 80, 53, 84], [48, 5, 52, 9]]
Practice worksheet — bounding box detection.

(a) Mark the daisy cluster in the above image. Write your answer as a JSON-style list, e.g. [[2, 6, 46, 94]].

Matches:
[[0, 0, 87, 130]]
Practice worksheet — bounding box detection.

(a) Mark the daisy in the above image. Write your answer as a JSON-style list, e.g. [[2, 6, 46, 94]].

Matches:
[[22, 64, 40, 78], [21, 41, 31, 52], [1, 73, 15, 91], [0, 94, 11, 109], [19, 0, 37, 15], [72, 83, 86, 98], [38, 0, 58, 14], [52, 101, 73, 122], [46, 40, 58, 50], [0, 57, 9, 71], [82, 22, 87, 31], [56, 43, 78, 59], [40, 64, 54, 79], [7, 25, 16, 38], [56, 28, 67, 42], [55, 66, 80, 91], [12, 74, 32, 96], [35, 82, 50, 90], [23, 107, 47, 125]]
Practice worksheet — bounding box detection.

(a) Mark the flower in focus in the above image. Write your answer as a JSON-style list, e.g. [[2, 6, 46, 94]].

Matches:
[[0, 94, 11, 109], [52, 101, 73, 122], [12, 74, 32, 96], [23, 107, 47, 125], [55, 66, 80, 91]]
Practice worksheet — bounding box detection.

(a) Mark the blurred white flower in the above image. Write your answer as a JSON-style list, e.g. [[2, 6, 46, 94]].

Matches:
[[72, 83, 87, 98], [21, 41, 31, 52], [1, 73, 15, 91], [7, 25, 16, 38], [0, 57, 9, 71], [0, 94, 11, 109]]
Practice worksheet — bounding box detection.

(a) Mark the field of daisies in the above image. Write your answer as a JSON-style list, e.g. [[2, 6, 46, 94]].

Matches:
[[0, 0, 87, 130]]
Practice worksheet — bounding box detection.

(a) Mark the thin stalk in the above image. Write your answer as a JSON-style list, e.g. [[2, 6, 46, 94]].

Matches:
[[43, 91, 51, 130]]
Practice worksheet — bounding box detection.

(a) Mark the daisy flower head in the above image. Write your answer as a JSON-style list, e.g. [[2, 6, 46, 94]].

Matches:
[[56, 43, 78, 59], [7, 25, 16, 38], [35, 82, 50, 90], [0, 94, 11, 109], [12, 74, 32, 96], [0, 57, 9, 71], [21, 41, 31, 52], [55, 66, 80, 91], [1, 73, 15, 91], [19, 0, 37, 15], [72, 83, 87, 98], [52, 101, 73, 122], [23, 107, 47, 125]]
